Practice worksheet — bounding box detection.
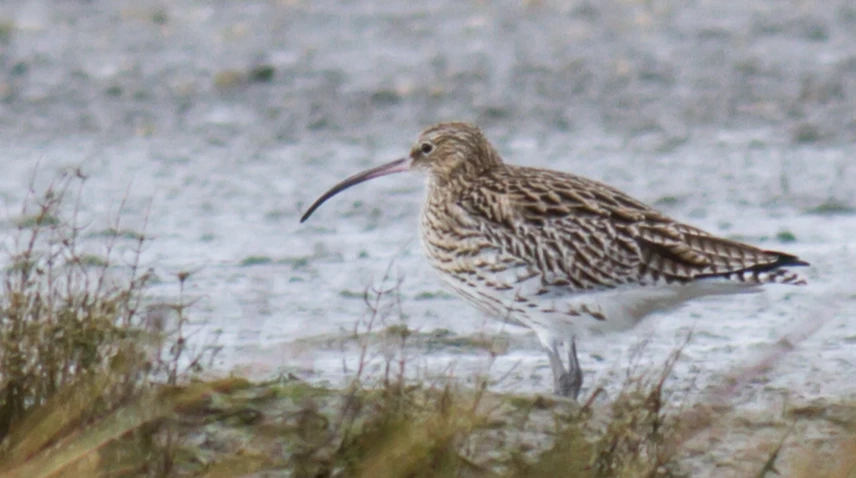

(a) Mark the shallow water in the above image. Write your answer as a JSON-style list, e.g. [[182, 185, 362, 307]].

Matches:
[[0, 0, 854, 405], [2, 132, 853, 405]]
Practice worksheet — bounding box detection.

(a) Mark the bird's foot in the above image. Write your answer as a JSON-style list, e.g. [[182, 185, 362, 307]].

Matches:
[[555, 370, 582, 400], [544, 335, 584, 400]]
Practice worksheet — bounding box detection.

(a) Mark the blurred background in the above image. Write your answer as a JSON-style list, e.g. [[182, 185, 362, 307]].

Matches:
[[0, 0, 854, 401]]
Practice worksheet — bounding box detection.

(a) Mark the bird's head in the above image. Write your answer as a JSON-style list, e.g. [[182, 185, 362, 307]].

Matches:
[[408, 122, 501, 179], [299, 122, 502, 223]]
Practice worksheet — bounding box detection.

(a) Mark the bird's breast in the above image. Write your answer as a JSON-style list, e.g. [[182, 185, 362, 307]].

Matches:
[[419, 204, 548, 319]]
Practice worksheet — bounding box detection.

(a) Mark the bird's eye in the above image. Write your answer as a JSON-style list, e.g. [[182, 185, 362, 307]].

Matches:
[[420, 142, 434, 154]]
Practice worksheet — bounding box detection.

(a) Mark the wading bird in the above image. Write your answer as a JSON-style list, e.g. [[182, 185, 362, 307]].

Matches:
[[300, 122, 809, 399]]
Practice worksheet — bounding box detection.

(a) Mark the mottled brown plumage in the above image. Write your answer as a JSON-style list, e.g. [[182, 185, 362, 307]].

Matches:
[[300, 121, 809, 399]]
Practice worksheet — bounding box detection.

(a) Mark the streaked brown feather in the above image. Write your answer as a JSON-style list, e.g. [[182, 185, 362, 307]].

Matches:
[[433, 147, 808, 290]]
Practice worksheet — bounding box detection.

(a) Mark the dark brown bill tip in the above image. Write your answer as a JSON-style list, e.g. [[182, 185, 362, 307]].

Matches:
[[299, 157, 410, 223]]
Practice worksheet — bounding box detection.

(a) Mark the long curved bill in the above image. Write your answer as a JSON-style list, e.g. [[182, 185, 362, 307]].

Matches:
[[300, 157, 411, 223]]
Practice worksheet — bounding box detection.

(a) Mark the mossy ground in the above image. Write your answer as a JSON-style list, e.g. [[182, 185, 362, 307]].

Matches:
[[79, 373, 852, 477]]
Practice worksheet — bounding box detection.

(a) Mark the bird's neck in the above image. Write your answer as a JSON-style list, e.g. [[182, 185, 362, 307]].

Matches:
[[424, 163, 503, 209], [424, 175, 454, 207]]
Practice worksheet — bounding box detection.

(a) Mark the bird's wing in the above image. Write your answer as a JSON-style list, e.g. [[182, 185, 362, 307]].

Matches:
[[458, 166, 808, 290]]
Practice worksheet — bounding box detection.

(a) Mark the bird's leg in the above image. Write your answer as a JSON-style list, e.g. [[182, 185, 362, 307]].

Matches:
[[546, 339, 568, 396], [564, 336, 583, 400], [552, 337, 583, 399]]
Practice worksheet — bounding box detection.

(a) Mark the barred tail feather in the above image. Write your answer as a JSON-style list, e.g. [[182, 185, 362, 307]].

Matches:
[[722, 268, 807, 286], [696, 251, 809, 286]]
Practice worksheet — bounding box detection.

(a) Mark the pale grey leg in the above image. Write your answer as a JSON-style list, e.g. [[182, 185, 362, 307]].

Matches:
[[537, 330, 582, 399], [563, 336, 583, 400], [546, 339, 567, 395], [548, 337, 583, 399]]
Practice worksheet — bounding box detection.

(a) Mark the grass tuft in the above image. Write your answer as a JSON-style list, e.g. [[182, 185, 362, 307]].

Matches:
[[0, 169, 212, 476]]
